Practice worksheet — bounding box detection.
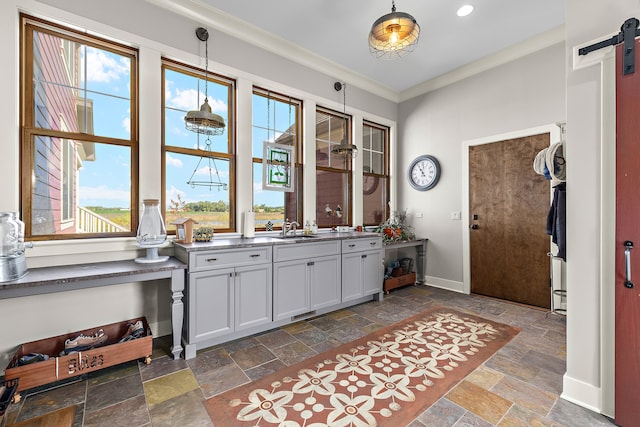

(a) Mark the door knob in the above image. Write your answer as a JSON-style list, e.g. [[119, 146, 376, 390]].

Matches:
[[470, 224, 479, 230]]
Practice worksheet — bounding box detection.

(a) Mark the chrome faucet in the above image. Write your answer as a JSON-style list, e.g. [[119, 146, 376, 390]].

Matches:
[[284, 221, 300, 236]]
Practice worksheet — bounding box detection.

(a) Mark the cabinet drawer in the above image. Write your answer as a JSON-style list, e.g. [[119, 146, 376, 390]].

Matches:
[[341, 237, 382, 253], [190, 246, 272, 272], [273, 240, 340, 262]]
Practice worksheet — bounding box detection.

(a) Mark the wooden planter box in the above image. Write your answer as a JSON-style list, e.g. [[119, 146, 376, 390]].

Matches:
[[384, 272, 416, 293], [4, 317, 152, 394]]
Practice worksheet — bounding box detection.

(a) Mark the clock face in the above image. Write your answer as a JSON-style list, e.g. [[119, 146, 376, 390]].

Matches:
[[408, 155, 441, 191]]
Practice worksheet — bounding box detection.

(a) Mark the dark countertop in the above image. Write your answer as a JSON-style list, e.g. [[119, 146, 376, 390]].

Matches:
[[173, 232, 382, 252], [0, 257, 186, 298]]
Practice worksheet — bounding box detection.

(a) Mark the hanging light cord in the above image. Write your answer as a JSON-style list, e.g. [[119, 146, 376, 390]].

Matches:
[[204, 31, 209, 102], [342, 83, 347, 140]]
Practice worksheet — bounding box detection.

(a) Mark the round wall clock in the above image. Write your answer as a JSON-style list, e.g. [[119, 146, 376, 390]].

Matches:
[[407, 155, 441, 191], [363, 175, 379, 195]]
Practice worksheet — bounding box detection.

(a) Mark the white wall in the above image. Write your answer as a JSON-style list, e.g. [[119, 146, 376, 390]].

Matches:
[[0, 0, 397, 363], [397, 43, 566, 289]]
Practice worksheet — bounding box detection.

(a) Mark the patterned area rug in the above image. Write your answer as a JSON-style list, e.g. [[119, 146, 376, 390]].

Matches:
[[205, 306, 519, 427]]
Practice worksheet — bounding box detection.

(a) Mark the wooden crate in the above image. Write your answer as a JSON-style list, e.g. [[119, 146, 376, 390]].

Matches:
[[384, 272, 416, 293], [4, 317, 152, 393]]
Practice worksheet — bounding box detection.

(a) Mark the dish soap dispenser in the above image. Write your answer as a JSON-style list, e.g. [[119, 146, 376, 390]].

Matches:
[[311, 220, 318, 235]]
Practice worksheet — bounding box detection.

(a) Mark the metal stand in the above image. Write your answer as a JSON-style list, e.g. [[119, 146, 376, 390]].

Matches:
[[548, 252, 566, 315]]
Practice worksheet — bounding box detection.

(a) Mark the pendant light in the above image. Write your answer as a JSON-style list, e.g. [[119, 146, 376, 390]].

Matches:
[[369, 0, 420, 59], [185, 27, 228, 191], [184, 27, 225, 136], [331, 82, 357, 159]]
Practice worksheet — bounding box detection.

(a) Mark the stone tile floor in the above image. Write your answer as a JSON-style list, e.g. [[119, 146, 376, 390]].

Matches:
[[2, 285, 615, 426]]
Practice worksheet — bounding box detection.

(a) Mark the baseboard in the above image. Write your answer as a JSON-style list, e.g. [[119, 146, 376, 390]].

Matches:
[[561, 373, 602, 413], [151, 319, 173, 339], [424, 276, 465, 293]]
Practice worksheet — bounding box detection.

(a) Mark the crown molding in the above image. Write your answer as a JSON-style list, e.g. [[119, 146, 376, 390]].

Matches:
[[147, 0, 565, 105], [399, 25, 566, 102], [145, 0, 399, 102]]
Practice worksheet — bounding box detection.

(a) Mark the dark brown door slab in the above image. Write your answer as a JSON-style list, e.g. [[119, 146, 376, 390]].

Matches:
[[469, 134, 551, 308]]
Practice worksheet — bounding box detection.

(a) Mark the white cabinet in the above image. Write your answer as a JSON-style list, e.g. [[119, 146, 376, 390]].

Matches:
[[341, 237, 383, 302], [272, 258, 309, 321], [177, 246, 272, 358], [273, 240, 341, 321]]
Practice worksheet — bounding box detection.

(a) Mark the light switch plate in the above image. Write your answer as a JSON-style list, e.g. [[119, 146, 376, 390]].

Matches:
[[451, 211, 461, 220]]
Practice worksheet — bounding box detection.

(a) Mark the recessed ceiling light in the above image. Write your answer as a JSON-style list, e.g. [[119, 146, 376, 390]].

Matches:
[[457, 4, 474, 17]]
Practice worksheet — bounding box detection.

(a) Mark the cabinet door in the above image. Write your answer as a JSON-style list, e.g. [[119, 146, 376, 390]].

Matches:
[[310, 255, 341, 310], [188, 268, 234, 342], [362, 249, 383, 296], [341, 252, 363, 303], [235, 263, 273, 331], [273, 259, 310, 321]]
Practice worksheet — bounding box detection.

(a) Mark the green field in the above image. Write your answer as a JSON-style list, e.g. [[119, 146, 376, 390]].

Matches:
[[91, 207, 284, 231]]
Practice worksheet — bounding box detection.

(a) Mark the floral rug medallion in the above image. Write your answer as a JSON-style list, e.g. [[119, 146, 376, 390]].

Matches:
[[205, 306, 519, 427]]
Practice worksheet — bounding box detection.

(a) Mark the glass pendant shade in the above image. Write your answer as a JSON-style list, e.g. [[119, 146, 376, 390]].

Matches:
[[135, 199, 169, 263], [369, 1, 420, 59]]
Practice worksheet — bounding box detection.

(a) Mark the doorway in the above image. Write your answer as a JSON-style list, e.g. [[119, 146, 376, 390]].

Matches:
[[462, 125, 561, 307]]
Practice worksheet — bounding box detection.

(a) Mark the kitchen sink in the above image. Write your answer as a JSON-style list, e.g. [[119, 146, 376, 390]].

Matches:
[[274, 234, 320, 240]]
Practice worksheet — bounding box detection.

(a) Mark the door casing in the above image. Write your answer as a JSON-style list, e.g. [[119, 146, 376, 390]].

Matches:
[[462, 123, 561, 295]]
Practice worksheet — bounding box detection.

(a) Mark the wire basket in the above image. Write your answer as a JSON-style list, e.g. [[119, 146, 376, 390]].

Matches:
[[0, 378, 18, 416]]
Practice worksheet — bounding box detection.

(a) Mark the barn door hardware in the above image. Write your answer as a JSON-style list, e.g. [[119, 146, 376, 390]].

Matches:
[[624, 240, 634, 288], [578, 17, 640, 75]]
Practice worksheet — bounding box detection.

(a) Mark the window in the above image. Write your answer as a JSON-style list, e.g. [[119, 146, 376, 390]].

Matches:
[[316, 107, 352, 228], [21, 15, 137, 239], [162, 59, 235, 233], [252, 88, 302, 230], [362, 121, 390, 226]]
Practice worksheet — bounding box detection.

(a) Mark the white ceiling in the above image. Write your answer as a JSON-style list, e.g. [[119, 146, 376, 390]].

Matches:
[[192, 0, 565, 97]]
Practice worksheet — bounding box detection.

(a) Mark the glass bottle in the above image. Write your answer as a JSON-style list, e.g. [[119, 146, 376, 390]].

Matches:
[[135, 199, 168, 263], [0, 212, 19, 257]]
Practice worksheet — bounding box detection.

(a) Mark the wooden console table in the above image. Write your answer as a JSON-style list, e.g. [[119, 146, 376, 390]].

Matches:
[[0, 258, 186, 359], [383, 239, 428, 292]]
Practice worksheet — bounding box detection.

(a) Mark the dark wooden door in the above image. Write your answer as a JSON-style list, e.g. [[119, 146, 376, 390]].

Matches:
[[615, 40, 640, 427], [469, 135, 551, 308]]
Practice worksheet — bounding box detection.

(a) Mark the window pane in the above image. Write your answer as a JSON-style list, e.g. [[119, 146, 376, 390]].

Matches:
[[253, 163, 285, 229], [362, 122, 388, 226], [164, 68, 230, 152], [31, 136, 131, 236], [251, 90, 301, 224], [252, 95, 297, 158], [33, 32, 131, 139], [165, 152, 231, 231], [371, 129, 384, 152], [316, 110, 350, 170], [316, 170, 349, 228], [363, 176, 387, 226]]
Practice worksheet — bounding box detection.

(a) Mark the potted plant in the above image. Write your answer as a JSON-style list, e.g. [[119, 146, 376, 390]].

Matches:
[[193, 226, 214, 242]]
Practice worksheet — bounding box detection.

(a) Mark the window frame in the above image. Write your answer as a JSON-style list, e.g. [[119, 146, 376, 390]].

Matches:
[[20, 14, 139, 240], [251, 87, 303, 229], [161, 58, 237, 234], [362, 120, 390, 226], [315, 105, 353, 227]]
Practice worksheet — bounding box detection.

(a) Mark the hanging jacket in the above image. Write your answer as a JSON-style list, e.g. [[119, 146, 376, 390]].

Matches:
[[546, 182, 566, 261]]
